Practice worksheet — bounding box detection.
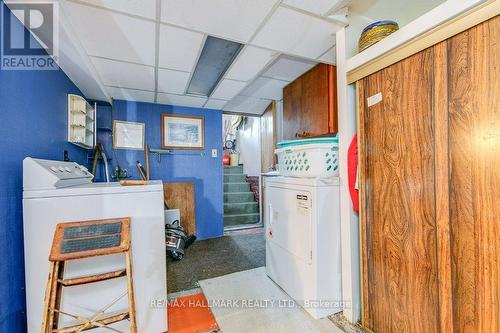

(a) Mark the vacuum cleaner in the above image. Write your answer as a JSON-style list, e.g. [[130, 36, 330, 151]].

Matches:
[[165, 220, 196, 260]]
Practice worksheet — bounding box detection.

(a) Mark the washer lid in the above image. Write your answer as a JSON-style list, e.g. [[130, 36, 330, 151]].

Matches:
[[23, 180, 164, 199]]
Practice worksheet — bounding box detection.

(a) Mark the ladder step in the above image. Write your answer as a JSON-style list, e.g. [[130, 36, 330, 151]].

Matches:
[[58, 269, 127, 287], [52, 312, 129, 333]]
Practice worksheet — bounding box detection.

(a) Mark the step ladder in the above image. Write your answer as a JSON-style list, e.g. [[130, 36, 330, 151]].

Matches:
[[41, 217, 137, 333]]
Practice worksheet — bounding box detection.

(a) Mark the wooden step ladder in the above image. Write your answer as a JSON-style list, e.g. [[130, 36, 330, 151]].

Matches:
[[41, 218, 137, 333]]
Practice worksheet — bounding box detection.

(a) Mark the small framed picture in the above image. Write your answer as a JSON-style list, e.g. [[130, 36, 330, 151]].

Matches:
[[161, 114, 204, 150], [113, 120, 145, 150]]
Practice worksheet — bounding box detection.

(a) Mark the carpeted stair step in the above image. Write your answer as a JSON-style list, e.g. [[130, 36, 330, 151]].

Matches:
[[224, 192, 255, 203], [224, 202, 259, 214], [224, 166, 244, 174], [224, 182, 250, 192], [224, 174, 247, 183], [224, 213, 260, 226]]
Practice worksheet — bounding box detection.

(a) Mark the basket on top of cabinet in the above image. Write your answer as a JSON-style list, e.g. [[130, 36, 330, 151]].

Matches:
[[275, 137, 339, 178]]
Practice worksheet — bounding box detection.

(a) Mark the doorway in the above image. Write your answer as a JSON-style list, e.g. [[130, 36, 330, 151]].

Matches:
[[222, 114, 263, 230]]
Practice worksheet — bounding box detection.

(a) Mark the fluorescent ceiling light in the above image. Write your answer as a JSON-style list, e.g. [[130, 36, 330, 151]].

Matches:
[[186, 36, 243, 97]]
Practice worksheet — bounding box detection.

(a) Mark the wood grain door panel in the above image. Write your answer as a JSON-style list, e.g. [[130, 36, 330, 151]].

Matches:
[[163, 182, 195, 236], [447, 16, 500, 333], [282, 64, 338, 139], [261, 101, 276, 172], [359, 48, 439, 333]]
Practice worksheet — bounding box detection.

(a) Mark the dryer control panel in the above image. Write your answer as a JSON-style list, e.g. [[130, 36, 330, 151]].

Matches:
[[23, 157, 94, 190]]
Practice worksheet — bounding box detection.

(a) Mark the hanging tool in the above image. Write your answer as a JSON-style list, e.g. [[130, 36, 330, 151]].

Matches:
[[136, 161, 147, 181], [91, 144, 110, 182], [144, 144, 150, 180]]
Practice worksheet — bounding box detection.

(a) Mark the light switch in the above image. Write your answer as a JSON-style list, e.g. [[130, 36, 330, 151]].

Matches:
[[212, 149, 218, 158]]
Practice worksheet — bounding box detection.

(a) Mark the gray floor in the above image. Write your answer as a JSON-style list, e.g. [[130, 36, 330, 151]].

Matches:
[[167, 228, 265, 293], [199, 268, 344, 333]]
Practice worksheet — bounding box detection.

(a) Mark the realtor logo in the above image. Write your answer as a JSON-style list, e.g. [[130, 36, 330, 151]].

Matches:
[[1, 0, 59, 70]]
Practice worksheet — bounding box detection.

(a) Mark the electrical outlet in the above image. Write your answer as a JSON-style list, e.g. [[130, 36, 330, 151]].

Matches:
[[212, 149, 218, 158]]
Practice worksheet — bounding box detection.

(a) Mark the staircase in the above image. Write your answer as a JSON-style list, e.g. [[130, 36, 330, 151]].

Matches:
[[224, 166, 260, 228]]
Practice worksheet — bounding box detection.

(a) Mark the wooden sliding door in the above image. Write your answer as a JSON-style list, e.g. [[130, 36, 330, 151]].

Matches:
[[358, 15, 499, 333], [447, 16, 499, 333], [358, 48, 439, 333]]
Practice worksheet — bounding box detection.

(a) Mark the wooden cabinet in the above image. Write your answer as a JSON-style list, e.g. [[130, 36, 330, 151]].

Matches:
[[282, 64, 337, 139], [358, 16, 499, 333]]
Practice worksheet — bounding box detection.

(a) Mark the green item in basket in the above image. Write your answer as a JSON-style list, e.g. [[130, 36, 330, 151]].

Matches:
[[277, 136, 338, 149]]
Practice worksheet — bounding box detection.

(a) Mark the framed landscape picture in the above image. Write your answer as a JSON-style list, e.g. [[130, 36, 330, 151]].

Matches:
[[161, 114, 204, 150]]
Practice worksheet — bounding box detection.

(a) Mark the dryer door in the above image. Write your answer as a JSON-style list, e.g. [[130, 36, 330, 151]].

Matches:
[[266, 185, 312, 264]]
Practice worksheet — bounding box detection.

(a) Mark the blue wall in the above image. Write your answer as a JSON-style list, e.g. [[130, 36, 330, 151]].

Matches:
[[0, 2, 87, 330], [110, 100, 224, 240]]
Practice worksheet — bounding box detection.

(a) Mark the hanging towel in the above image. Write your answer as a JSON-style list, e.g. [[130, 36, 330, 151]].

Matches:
[[348, 134, 359, 212]]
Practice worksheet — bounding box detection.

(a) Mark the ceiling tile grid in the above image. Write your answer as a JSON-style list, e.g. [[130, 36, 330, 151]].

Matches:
[[240, 77, 289, 100], [63, 2, 156, 65], [158, 25, 205, 71], [157, 93, 207, 108], [157, 68, 191, 94], [160, 0, 280, 43], [204, 99, 229, 110], [77, 0, 157, 20], [282, 0, 342, 16], [210, 79, 248, 100], [251, 6, 340, 59], [61, 0, 343, 114], [262, 55, 317, 82], [225, 46, 278, 82], [91, 57, 155, 91], [106, 87, 156, 103]]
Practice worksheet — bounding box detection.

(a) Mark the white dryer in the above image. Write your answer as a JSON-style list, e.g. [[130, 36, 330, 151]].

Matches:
[[22, 158, 167, 332], [264, 176, 342, 319]]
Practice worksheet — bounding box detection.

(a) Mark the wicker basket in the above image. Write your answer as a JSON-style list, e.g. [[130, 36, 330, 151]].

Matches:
[[359, 20, 399, 52]]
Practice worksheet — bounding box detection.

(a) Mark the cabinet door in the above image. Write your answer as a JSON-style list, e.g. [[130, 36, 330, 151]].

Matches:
[[358, 48, 439, 333], [282, 64, 337, 139], [447, 16, 499, 333], [283, 75, 302, 140], [300, 64, 330, 137]]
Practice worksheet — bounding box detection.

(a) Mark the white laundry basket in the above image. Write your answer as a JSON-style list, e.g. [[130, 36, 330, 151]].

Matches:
[[276, 137, 339, 178]]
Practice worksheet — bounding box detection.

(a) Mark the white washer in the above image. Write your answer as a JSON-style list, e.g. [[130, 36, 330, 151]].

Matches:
[[22, 158, 167, 332], [264, 176, 342, 319]]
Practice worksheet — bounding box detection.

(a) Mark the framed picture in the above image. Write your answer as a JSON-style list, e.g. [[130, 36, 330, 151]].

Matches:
[[113, 120, 145, 150], [161, 114, 204, 150]]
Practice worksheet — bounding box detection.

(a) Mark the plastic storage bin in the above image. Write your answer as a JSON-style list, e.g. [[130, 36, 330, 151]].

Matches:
[[276, 137, 339, 178]]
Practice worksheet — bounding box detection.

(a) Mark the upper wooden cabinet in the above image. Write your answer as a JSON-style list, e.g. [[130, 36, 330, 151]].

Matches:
[[282, 64, 337, 140]]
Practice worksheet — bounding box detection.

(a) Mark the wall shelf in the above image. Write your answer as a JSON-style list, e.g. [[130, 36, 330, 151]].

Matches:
[[149, 148, 205, 162], [67, 94, 96, 149]]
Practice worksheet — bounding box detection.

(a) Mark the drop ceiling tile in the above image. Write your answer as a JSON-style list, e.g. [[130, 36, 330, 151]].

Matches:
[[91, 57, 155, 90], [318, 46, 336, 64], [63, 2, 156, 65], [157, 93, 207, 108], [223, 95, 272, 114], [210, 79, 247, 100], [225, 46, 277, 82], [159, 25, 205, 72], [161, 0, 280, 42], [282, 0, 341, 15], [157, 69, 191, 94], [252, 7, 341, 59], [204, 99, 228, 109], [241, 77, 288, 100], [106, 87, 155, 103], [262, 55, 316, 81], [78, 0, 156, 20]]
